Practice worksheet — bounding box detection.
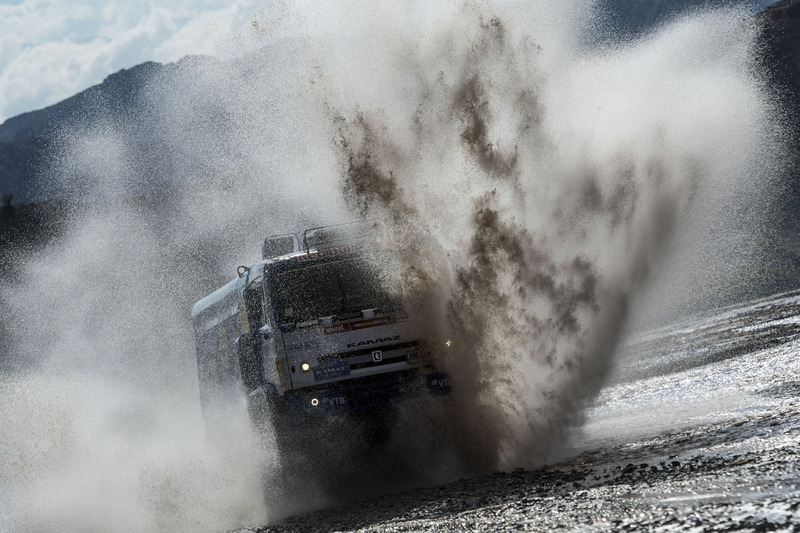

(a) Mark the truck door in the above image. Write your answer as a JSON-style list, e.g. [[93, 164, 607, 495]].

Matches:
[[261, 278, 294, 391]]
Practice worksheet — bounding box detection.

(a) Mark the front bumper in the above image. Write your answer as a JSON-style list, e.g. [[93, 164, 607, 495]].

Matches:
[[281, 368, 451, 413]]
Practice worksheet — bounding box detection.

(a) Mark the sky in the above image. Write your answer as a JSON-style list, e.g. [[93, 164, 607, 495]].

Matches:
[[0, 0, 273, 123], [0, 0, 780, 125], [0, 0, 448, 125]]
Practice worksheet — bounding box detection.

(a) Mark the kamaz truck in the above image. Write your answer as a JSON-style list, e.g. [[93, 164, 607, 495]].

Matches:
[[191, 221, 451, 449]]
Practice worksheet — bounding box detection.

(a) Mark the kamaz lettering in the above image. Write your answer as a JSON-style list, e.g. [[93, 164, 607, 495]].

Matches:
[[347, 336, 400, 348]]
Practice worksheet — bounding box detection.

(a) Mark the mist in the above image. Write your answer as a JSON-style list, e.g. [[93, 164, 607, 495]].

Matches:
[[0, 1, 782, 531]]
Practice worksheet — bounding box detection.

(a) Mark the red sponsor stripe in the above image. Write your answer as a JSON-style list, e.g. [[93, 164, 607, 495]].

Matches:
[[323, 323, 351, 335], [352, 317, 392, 330]]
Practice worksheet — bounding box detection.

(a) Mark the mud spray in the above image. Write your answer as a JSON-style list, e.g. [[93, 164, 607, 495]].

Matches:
[[0, 1, 782, 531]]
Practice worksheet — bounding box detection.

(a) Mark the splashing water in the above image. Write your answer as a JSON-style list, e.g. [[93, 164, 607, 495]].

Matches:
[[0, 1, 781, 531], [317, 2, 777, 470]]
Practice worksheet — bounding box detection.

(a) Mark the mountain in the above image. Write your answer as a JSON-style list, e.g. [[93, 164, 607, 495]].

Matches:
[[0, 56, 221, 204], [0, 0, 781, 206]]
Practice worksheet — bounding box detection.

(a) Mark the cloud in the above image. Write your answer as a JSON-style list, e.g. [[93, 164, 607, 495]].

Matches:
[[0, 0, 261, 123]]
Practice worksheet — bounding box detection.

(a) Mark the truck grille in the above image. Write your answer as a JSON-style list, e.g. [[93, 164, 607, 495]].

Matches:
[[317, 341, 419, 369]]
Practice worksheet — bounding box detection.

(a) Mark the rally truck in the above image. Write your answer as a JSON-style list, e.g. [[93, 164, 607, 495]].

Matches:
[[191, 220, 451, 449]]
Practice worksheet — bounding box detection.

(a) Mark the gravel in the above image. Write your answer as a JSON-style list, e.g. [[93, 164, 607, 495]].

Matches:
[[234, 291, 800, 533], [235, 400, 800, 532]]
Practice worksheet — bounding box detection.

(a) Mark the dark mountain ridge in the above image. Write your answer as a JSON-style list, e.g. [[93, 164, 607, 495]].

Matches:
[[0, 55, 221, 204], [0, 0, 779, 205]]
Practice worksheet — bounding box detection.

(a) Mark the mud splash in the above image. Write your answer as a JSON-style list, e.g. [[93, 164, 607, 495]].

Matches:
[[321, 2, 778, 470]]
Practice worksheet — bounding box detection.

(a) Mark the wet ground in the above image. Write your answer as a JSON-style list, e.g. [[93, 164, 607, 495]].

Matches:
[[242, 290, 800, 532]]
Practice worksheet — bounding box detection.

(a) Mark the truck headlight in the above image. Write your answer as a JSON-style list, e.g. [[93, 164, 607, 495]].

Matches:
[[301, 362, 311, 372]]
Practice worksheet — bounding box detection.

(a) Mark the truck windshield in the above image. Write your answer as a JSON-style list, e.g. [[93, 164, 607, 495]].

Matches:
[[270, 256, 401, 326]]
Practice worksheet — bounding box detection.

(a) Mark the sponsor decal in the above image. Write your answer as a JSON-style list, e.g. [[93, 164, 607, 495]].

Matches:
[[347, 335, 400, 348], [323, 396, 346, 406], [406, 350, 421, 363], [323, 323, 349, 335], [312, 358, 350, 381], [309, 394, 347, 409], [218, 328, 230, 371], [352, 317, 393, 330], [427, 372, 452, 394]]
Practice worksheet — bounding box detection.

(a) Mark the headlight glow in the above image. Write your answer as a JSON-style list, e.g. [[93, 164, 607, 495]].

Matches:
[[301, 362, 311, 372]]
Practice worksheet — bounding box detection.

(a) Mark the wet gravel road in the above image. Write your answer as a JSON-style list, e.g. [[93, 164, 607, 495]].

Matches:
[[240, 291, 800, 532]]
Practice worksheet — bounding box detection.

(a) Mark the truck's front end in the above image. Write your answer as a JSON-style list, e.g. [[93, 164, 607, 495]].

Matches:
[[193, 221, 451, 454], [265, 244, 450, 416]]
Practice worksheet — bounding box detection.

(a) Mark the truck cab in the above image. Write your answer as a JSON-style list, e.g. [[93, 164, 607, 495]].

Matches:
[[191, 221, 450, 444]]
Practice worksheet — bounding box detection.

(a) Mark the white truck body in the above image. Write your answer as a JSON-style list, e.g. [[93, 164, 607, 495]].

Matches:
[[191, 222, 450, 433]]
